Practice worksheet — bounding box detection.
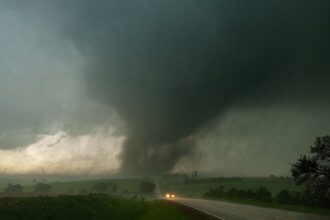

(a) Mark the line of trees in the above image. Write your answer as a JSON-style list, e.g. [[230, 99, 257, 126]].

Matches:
[[3, 182, 53, 193], [4, 184, 24, 193], [184, 177, 243, 185], [204, 186, 273, 202], [204, 185, 329, 208]]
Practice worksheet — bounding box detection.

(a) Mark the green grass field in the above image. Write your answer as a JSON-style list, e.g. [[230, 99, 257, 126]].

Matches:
[[1, 176, 328, 217], [160, 177, 300, 197], [18, 178, 147, 194], [0, 177, 157, 201], [0, 194, 188, 220], [1, 176, 300, 199]]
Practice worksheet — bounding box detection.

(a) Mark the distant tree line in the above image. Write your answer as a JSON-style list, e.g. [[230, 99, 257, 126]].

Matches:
[[184, 177, 243, 185], [5, 184, 24, 193], [204, 185, 329, 208], [163, 173, 244, 185], [204, 186, 273, 203], [4, 182, 53, 193]]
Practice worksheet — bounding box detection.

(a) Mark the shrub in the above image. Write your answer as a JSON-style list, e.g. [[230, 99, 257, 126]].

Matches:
[[255, 186, 273, 202], [226, 187, 238, 198], [204, 186, 224, 198], [275, 189, 291, 204]]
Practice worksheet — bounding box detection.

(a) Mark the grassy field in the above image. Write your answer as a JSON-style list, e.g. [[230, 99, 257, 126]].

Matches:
[[160, 177, 300, 197], [9, 178, 147, 195], [138, 200, 188, 220], [1, 176, 328, 217], [1, 176, 300, 198], [0, 194, 188, 220]]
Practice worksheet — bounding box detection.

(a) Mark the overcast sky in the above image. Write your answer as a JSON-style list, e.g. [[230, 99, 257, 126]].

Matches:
[[0, 0, 329, 176]]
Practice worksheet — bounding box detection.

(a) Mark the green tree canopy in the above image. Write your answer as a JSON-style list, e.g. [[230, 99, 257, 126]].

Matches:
[[291, 135, 330, 206]]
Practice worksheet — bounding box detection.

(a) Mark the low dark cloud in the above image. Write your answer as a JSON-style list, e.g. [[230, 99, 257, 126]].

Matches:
[[1, 0, 330, 175], [59, 1, 330, 174]]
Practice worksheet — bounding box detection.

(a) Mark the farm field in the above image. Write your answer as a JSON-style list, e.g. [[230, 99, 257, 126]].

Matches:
[[0, 177, 158, 201], [1, 178, 146, 194], [0, 194, 188, 220], [34, 178, 146, 194], [160, 177, 300, 197], [1, 176, 300, 198]]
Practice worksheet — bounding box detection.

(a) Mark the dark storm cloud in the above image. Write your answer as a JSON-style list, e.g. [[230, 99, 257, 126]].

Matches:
[[53, 0, 330, 174], [2, 1, 330, 174], [0, 1, 122, 150]]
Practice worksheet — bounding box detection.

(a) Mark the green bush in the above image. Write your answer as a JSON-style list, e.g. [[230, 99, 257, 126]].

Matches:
[[255, 186, 273, 202], [275, 189, 291, 204]]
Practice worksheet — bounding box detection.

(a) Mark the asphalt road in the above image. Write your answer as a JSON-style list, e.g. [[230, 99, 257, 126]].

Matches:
[[175, 198, 329, 220]]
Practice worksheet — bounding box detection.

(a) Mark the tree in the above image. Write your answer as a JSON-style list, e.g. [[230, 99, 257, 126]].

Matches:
[[291, 135, 330, 207], [139, 181, 155, 194], [34, 183, 52, 193], [204, 186, 225, 199], [254, 186, 273, 202], [226, 187, 238, 198], [5, 184, 23, 193]]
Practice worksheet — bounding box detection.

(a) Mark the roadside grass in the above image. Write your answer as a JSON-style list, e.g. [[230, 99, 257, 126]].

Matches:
[[0, 194, 188, 220], [207, 197, 330, 216], [160, 177, 299, 197], [138, 200, 189, 220]]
